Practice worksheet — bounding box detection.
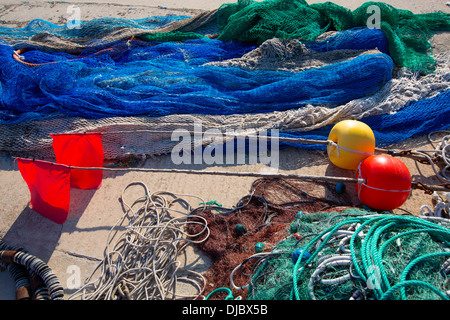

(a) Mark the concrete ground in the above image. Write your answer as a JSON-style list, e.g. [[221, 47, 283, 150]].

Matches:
[[0, 0, 448, 300]]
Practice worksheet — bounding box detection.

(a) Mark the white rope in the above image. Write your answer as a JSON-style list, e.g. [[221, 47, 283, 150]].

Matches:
[[327, 140, 374, 159], [68, 182, 210, 300], [359, 184, 412, 193], [420, 190, 450, 218], [229, 252, 274, 290], [308, 256, 353, 300]]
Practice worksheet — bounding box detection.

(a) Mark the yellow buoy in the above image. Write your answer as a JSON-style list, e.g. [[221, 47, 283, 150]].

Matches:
[[327, 120, 375, 170]]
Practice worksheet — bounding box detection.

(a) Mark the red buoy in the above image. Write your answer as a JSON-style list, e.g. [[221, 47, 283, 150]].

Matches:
[[356, 155, 411, 211]]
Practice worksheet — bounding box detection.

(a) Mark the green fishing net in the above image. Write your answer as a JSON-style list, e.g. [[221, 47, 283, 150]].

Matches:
[[248, 209, 450, 300], [217, 0, 450, 73], [137, 31, 207, 42]]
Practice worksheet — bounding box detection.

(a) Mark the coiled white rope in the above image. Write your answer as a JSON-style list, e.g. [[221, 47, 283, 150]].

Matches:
[[68, 182, 210, 300], [308, 255, 353, 299]]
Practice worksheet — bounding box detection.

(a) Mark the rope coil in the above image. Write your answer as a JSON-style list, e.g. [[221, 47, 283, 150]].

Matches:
[[68, 182, 211, 300], [413, 131, 450, 183], [243, 210, 450, 300], [290, 213, 450, 300]]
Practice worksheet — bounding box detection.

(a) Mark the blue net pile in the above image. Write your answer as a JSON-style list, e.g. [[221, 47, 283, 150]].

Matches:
[[0, 32, 394, 124], [280, 90, 450, 149], [0, 0, 448, 154], [304, 26, 389, 53]]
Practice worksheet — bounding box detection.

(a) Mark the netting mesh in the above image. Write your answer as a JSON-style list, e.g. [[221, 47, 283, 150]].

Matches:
[[217, 0, 450, 73], [187, 177, 354, 300], [186, 177, 450, 300], [0, 36, 394, 124], [0, 16, 191, 40], [305, 26, 389, 53], [0, 1, 448, 159], [248, 209, 450, 300], [280, 89, 450, 150], [137, 31, 207, 42], [0, 54, 448, 160], [0, 13, 217, 53]]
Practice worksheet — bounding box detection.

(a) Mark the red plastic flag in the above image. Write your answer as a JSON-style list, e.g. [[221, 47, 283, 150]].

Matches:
[[17, 158, 71, 224], [51, 133, 104, 190]]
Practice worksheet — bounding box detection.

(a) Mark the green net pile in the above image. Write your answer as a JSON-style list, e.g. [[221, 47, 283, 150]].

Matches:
[[217, 0, 450, 73], [248, 209, 450, 300]]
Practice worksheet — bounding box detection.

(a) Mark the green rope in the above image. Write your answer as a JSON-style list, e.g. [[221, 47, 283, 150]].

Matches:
[[381, 280, 449, 300], [399, 252, 450, 300], [292, 216, 370, 300], [204, 287, 237, 300], [286, 212, 450, 300], [199, 200, 223, 207]]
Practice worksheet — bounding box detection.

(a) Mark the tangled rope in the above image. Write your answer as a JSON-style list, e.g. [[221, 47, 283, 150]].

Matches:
[[420, 191, 450, 219], [413, 131, 450, 183], [243, 210, 450, 300], [69, 182, 210, 300], [291, 213, 450, 300]]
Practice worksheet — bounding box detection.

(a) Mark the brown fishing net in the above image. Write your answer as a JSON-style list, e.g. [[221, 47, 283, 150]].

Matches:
[[187, 177, 354, 299]]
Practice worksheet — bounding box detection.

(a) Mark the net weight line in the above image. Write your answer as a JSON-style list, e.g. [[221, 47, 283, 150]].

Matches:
[[51, 129, 444, 164], [13, 156, 450, 194]]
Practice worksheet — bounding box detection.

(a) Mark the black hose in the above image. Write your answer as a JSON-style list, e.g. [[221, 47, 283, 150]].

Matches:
[[7, 263, 31, 300], [0, 240, 64, 300], [13, 251, 64, 300]]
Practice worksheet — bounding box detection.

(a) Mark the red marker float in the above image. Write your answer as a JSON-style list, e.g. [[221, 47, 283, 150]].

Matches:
[[356, 155, 411, 211]]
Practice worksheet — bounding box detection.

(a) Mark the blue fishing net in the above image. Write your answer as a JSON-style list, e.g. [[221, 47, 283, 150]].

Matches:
[[279, 90, 450, 149], [0, 31, 394, 123], [363, 90, 450, 146], [0, 16, 189, 40], [0, 16, 447, 151], [305, 27, 389, 54]]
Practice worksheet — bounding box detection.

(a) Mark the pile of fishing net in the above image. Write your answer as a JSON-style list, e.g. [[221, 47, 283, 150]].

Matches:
[[2, 0, 448, 74], [248, 209, 450, 300], [0, 0, 448, 159], [1, 51, 447, 160], [217, 0, 450, 74], [0, 13, 217, 53], [186, 177, 450, 300], [0, 36, 393, 123], [187, 177, 355, 299]]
